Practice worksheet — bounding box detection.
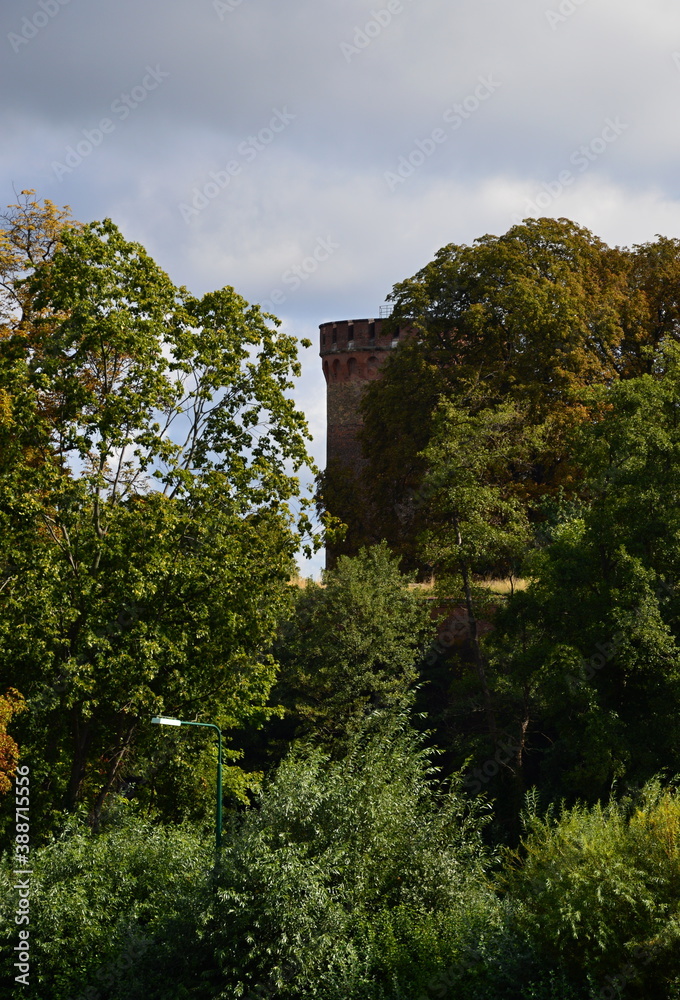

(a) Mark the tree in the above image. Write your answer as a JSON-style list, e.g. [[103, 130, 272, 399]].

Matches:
[[341, 217, 680, 567], [0, 189, 76, 338], [0, 687, 24, 794], [272, 541, 434, 747], [0, 191, 76, 480], [488, 343, 680, 804], [0, 207, 318, 825], [383, 217, 628, 412], [415, 400, 535, 752], [619, 234, 680, 375]]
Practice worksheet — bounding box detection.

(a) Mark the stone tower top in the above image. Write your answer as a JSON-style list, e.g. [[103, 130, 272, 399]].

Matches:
[[319, 316, 399, 361]]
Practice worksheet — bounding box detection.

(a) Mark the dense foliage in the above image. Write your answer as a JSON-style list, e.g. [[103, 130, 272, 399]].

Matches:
[[0, 720, 605, 1000], [330, 217, 680, 568], [2, 203, 680, 996], [271, 542, 433, 747], [0, 192, 318, 828]]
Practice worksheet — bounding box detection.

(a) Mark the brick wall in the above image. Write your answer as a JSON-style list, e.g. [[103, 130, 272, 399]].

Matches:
[[320, 317, 412, 472]]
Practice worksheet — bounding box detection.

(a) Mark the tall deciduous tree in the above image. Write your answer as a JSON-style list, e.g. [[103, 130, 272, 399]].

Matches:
[[417, 400, 535, 746], [489, 343, 680, 803], [0, 208, 317, 824], [383, 217, 628, 410], [337, 217, 680, 568], [273, 542, 433, 747]]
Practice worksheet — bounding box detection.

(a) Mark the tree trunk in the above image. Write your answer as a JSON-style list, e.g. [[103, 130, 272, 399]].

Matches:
[[64, 710, 91, 811], [454, 515, 498, 742], [90, 720, 138, 830]]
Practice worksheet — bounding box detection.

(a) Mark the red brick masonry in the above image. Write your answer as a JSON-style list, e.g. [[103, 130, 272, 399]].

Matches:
[[320, 317, 414, 471]]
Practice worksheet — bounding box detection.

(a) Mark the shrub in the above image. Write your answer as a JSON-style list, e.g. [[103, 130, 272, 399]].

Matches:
[[502, 781, 680, 998], [0, 810, 214, 999], [206, 713, 568, 999]]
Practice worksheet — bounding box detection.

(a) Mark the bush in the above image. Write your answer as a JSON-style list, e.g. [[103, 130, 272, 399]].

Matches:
[[0, 810, 214, 999], [6, 721, 641, 998], [206, 713, 571, 999], [502, 781, 680, 998]]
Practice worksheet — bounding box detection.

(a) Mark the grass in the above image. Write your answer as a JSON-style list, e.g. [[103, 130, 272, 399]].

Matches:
[[408, 577, 529, 596]]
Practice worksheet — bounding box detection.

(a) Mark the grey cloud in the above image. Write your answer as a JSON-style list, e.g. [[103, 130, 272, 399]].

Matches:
[[3, 0, 680, 576]]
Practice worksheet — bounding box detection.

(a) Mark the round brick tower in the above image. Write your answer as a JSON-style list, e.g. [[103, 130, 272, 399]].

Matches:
[[320, 315, 410, 474]]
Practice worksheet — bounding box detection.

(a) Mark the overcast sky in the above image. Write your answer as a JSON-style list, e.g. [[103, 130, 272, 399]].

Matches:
[[3, 0, 680, 576]]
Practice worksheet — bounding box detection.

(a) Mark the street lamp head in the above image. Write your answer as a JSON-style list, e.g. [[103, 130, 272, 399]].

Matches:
[[150, 714, 223, 855]]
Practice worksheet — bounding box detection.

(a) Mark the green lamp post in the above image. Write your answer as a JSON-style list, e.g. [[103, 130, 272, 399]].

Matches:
[[151, 716, 223, 852]]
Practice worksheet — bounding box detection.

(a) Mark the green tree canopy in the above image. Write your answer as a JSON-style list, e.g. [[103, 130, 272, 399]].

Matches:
[[273, 541, 434, 747], [328, 217, 680, 570], [489, 344, 680, 802], [0, 202, 317, 827]]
